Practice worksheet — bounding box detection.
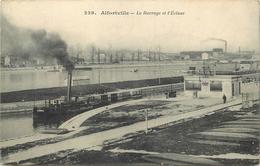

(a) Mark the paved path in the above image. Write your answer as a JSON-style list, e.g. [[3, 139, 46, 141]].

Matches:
[[0, 128, 86, 149], [59, 95, 223, 130], [2, 99, 241, 164], [59, 99, 147, 130]]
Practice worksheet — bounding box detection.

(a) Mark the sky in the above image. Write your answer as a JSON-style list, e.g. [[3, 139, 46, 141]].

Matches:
[[2, 0, 260, 53]]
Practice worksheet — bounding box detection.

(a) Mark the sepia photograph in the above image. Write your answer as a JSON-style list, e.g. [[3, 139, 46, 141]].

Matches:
[[0, 0, 259, 165]]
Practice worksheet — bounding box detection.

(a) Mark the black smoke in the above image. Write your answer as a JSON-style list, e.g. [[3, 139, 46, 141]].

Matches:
[[1, 14, 74, 71], [30, 30, 74, 71]]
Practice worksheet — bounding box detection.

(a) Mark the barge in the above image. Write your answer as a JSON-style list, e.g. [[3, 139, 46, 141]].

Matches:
[[32, 69, 182, 127], [32, 69, 143, 126]]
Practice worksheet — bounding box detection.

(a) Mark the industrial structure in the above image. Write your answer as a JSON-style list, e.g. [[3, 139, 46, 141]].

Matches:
[[184, 54, 260, 100], [184, 75, 242, 99]]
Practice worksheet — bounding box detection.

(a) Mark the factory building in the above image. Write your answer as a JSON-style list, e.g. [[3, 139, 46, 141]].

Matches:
[[1, 55, 11, 67]]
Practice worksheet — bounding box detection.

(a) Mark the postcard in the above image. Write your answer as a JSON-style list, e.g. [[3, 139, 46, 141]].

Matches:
[[1, 0, 259, 165]]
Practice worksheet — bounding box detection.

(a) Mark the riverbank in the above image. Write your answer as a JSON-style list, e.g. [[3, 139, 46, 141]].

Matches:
[[0, 100, 45, 115], [0, 60, 200, 71], [1, 96, 242, 164], [0, 76, 183, 103], [77, 60, 200, 69], [19, 103, 258, 166]]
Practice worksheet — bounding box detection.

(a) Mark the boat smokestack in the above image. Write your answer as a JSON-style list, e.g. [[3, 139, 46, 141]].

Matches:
[[67, 70, 72, 102]]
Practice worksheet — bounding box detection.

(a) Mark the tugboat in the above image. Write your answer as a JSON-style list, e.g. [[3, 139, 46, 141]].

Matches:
[[32, 69, 104, 127]]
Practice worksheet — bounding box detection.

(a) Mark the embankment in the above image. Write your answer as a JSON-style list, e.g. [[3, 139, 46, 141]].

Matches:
[[0, 76, 183, 103]]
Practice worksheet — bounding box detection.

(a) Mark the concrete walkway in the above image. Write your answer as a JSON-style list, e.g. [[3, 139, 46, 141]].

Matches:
[[0, 128, 87, 149], [59, 99, 147, 130], [2, 99, 241, 164], [59, 95, 224, 130]]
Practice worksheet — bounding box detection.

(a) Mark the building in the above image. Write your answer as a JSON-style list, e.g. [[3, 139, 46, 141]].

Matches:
[[184, 75, 242, 99], [180, 51, 212, 60], [239, 60, 260, 71], [212, 48, 224, 59], [184, 55, 190, 60], [1, 55, 11, 67], [36, 58, 45, 65], [215, 62, 240, 72], [212, 48, 224, 53], [201, 52, 209, 60]]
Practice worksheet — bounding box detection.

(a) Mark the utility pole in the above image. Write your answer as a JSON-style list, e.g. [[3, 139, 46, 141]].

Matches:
[[77, 45, 82, 64], [137, 49, 140, 62], [148, 49, 151, 61], [91, 46, 95, 64], [132, 52, 135, 63], [110, 53, 113, 64], [158, 46, 161, 61], [224, 41, 227, 54], [76, 53, 79, 64], [97, 48, 100, 64], [98, 69, 101, 84], [121, 53, 124, 63], [115, 51, 119, 63], [104, 54, 107, 64]]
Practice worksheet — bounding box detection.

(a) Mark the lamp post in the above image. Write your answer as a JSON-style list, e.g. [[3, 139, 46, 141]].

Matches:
[[158, 67, 161, 85], [145, 109, 149, 134], [98, 69, 101, 84]]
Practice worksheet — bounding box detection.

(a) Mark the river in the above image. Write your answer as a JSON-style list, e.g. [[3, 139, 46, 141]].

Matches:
[[0, 62, 201, 93]]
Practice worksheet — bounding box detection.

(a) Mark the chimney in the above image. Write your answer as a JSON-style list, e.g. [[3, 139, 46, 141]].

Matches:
[[67, 70, 72, 102]]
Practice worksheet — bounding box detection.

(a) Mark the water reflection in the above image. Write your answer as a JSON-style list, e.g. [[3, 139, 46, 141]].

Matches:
[[32, 113, 78, 129], [0, 113, 34, 141], [0, 113, 77, 140]]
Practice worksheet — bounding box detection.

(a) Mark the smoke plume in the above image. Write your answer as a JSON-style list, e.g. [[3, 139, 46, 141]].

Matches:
[[30, 30, 74, 70], [1, 14, 74, 71]]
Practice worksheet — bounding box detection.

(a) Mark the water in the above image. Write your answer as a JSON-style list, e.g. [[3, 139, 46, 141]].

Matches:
[[0, 113, 35, 141], [0, 63, 195, 93], [0, 62, 201, 140]]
